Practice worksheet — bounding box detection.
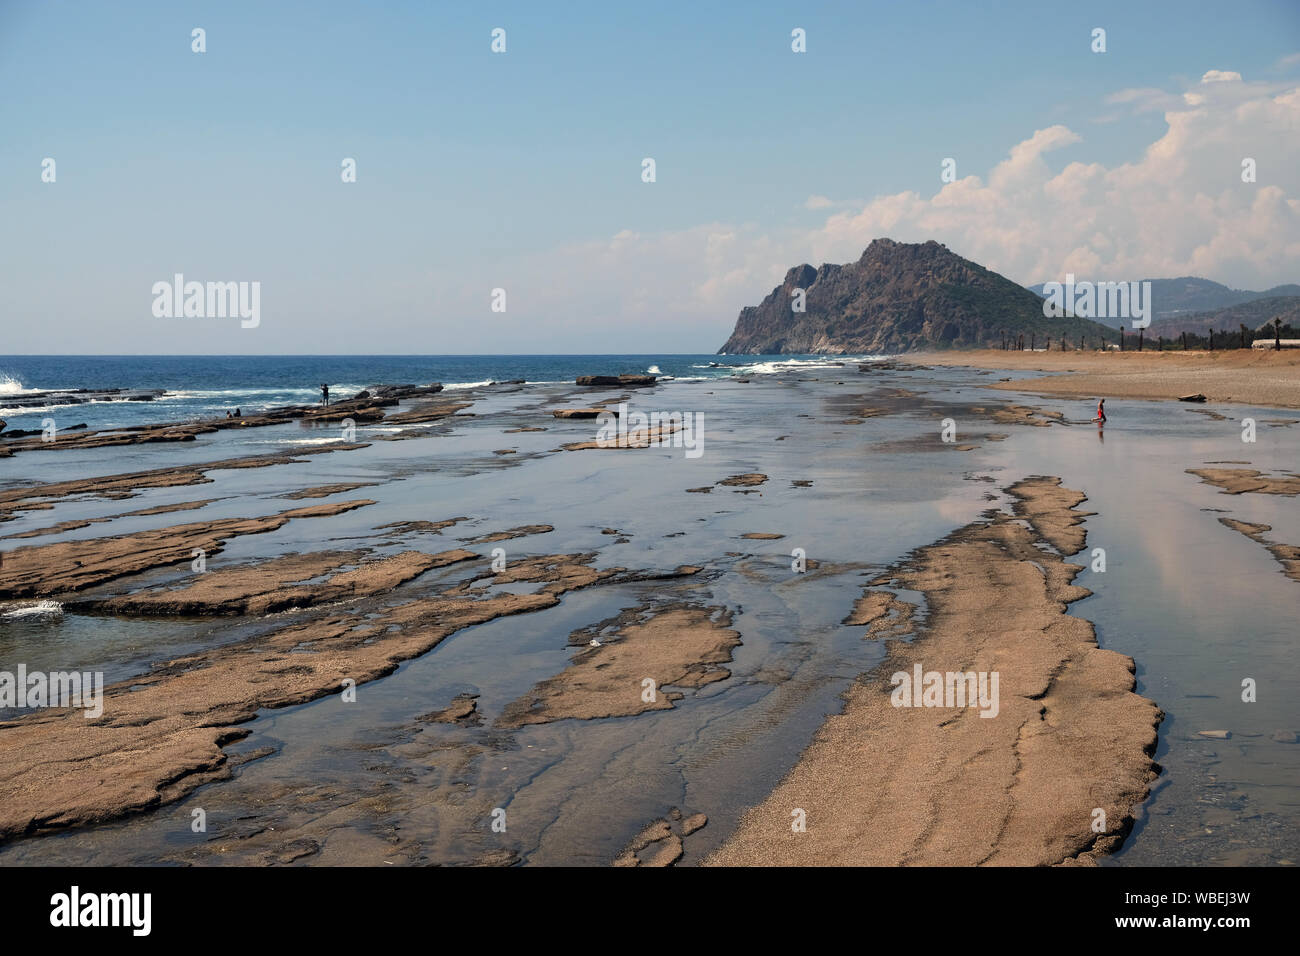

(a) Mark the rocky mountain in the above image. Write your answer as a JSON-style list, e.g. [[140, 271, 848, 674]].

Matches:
[[1027, 277, 1300, 322], [718, 239, 1113, 355]]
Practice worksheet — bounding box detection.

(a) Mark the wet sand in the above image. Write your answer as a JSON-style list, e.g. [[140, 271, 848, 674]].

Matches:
[[0, 550, 614, 838], [0, 361, 1295, 866], [911, 349, 1300, 408], [499, 605, 740, 727], [707, 478, 1162, 866]]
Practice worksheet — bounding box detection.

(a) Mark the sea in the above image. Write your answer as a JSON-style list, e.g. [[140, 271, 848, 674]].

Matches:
[[0, 354, 872, 433], [1, 352, 1295, 866]]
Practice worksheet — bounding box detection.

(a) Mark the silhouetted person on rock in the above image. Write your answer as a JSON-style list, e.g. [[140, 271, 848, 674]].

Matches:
[[321, 383, 330, 406]]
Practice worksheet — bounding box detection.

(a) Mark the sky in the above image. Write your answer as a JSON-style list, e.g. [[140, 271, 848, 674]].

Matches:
[[1, 0, 1298, 354]]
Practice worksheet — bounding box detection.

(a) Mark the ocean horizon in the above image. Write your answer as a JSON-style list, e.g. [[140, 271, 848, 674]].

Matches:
[[0, 354, 890, 433], [2, 0, 1296, 919]]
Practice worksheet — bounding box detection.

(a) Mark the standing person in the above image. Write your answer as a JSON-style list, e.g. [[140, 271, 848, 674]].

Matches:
[[321, 383, 330, 406], [1095, 398, 1106, 423]]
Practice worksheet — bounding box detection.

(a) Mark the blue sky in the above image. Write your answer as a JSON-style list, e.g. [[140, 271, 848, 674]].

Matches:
[[2, 0, 1298, 353]]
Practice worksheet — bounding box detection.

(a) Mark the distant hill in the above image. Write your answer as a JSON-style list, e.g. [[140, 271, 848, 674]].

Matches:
[[1146, 296, 1300, 337], [719, 239, 1114, 354], [1026, 277, 1300, 323]]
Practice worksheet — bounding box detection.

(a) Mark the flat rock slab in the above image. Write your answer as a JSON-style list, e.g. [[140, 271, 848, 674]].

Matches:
[[575, 375, 656, 387], [707, 477, 1162, 867]]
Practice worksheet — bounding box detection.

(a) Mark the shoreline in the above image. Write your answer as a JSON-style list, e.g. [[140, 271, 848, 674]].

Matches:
[[707, 477, 1162, 866], [907, 348, 1300, 409], [1, 364, 1290, 865]]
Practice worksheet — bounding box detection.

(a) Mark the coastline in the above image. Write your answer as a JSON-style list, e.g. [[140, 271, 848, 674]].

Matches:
[[1, 358, 1295, 866], [907, 348, 1300, 409], [707, 478, 1162, 866]]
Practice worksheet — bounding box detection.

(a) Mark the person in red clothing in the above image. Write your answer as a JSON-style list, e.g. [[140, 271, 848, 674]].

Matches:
[[1096, 398, 1106, 423]]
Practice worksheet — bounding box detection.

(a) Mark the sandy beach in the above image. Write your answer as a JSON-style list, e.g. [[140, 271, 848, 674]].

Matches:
[[910, 348, 1300, 408], [707, 478, 1162, 866], [1, 358, 1296, 867], [5, 2, 1298, 932]]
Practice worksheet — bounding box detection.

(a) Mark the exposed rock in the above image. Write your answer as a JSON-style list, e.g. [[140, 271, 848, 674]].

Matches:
[[1217, 518, 1300, 582], [989, 404, 1064, 427], [1007, 475, 1090, 554], [562, 423, 680, 450], [0, 384, 459, 456], [0, 552, 616, 840], [575, 374, 656, 387], [613, 810, 707, 866], [707, 477, 1162, 866], [1, 499, 218, 540], [421, 694, 482, 724], [0, 387, 166, 410], [718, 238, 1113, 354], [0, 500, 376, 599], [0, 448, 366, 522], [465, 524, 554, 544], [843, 590, 915, 639], [1188, 468, 1300, 496], [498, 606, 740, 728], [66, 548, 468, 616], [280, 483, 376, 499], [382, 401, 470, 425], [375, 518, 468, 536], [552, 408, 616, 419]]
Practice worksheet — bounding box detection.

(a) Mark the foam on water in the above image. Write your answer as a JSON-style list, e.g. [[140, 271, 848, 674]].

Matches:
[[731, 354, 893, 375], [241, 437, 351, 445], [1, 600, 64, 619]]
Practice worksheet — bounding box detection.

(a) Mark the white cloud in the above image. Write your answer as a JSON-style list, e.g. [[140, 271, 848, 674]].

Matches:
[[439, 70, 1300, 348], [1105, 86, 1183, 114], [797, 75, 1300, 288]]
